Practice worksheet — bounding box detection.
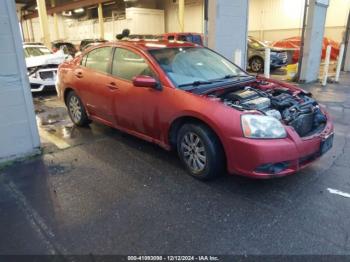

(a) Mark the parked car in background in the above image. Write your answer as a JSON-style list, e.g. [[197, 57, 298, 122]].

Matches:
[[273, 36, 340, 63], [79, 39, 108, 51], [248, 36, 288, 73], [24, 43, 67, 92], [159, 33, 204, 45], [52, 40, 77, 57], [57, 40, 333, 180]]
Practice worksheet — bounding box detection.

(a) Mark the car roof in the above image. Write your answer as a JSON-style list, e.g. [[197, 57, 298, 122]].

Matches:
[[99, 40, 198, 51]]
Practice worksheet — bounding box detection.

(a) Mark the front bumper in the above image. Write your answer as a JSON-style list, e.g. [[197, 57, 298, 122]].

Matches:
[[226, 116, 334, 179], [270, 58, 288, 68], [29, 68, 58, 93]]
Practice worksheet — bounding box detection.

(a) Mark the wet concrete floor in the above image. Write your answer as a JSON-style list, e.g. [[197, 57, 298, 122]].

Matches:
[[1, 73, 350, 255]]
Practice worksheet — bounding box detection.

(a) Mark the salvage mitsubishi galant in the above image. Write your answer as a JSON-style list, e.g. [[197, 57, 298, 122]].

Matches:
[[56, 40, 334, 180]]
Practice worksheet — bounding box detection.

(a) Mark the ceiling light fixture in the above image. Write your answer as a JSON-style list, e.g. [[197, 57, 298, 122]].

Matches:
[[104, 1, 116, 6], [73, 8, 85, 13], [62, 11, 72, 16]]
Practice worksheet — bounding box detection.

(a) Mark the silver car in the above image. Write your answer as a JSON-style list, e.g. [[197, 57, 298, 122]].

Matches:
[[247, 36, 288, 73]]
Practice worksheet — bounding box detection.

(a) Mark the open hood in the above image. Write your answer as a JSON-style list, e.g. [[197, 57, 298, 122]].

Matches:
[[25, 50, 68, 68]]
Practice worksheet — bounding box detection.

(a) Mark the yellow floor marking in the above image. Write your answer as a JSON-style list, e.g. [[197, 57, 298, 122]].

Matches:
[[39, 129, 71, 150]]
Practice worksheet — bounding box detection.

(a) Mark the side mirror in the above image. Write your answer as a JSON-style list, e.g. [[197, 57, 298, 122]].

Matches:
[[132, 75, 161, 90]]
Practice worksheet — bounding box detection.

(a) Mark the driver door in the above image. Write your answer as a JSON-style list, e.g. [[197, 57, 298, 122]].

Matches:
[[110, 47, 162, 140]]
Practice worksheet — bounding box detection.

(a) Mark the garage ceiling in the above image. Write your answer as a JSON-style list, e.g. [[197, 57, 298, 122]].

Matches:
[[17, 0, 126, 19]]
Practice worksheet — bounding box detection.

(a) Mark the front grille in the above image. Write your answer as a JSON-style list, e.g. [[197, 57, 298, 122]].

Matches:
[[299, 152, 320, 166], [39, 70, 56, 80], [278, 52, 288, 61]]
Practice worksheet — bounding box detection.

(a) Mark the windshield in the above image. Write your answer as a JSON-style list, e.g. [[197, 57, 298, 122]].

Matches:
[[248, 38, 267, 49], [24, 46, 52, 58], [149, 47, 248, 89]]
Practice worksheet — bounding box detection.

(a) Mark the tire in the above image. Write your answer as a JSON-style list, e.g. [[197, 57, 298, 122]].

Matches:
[[66, 91, 90, 126], [177, 123, 225, 181], [250, 56, 264, 73]]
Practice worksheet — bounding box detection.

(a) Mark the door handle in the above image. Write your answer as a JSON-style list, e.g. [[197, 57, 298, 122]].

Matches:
[[75, 71, 83, 78], [106, 82, 118, 90]]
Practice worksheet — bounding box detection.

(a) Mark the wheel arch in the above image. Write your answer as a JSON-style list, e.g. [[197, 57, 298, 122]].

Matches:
[[249, 55, 264, 65], [167, 115, 227, 165]]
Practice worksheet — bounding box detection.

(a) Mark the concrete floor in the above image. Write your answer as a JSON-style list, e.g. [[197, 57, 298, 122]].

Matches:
[[1, 73, 350, 256]]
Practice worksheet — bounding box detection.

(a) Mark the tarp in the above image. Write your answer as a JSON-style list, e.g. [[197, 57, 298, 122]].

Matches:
[[272, 36, 340, 63]]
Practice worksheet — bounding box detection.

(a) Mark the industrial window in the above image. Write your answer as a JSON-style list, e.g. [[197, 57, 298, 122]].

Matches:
[[112, 48, 155, 81], [85, 47, 112, 74]]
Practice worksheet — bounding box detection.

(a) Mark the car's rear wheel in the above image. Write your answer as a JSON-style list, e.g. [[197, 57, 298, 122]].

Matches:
[[177, 123, 225, 180], [67, 91, 90, 126], [250, 56, 264, 73]]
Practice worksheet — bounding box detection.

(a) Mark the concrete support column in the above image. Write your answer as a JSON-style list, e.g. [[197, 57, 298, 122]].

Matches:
[[344, 13, 350, 71], [51, 0, 59, 40], [0, 0, 40, 162], [98, 3, 105, 39], [36, 0, 51, 47], [300, 0, 329, 83], [178, 0, 185, 32], [25, 19, 32, 42], [207, 0, 249, 69], [53, 14, 59, 40], [344, 39, 350, 71]]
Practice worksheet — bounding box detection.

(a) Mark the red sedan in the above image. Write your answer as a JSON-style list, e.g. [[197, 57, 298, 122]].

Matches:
[[56, 40, 334, 180]]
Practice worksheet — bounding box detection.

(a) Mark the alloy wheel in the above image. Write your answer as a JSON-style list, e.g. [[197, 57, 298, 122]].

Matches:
[[251, 58, 263, 72], [181, 132, 207, 173], [69, 96, 82, 123]]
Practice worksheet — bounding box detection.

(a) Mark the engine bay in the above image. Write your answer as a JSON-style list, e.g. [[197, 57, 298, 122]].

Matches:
[[211, 85, 327, 137]]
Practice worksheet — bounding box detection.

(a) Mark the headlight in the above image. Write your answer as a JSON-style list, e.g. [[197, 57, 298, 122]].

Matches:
[[241, 114, 287, 139]]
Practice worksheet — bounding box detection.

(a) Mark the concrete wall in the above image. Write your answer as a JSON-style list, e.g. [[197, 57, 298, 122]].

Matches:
[[0, 1, 40, 162], [23, 8, 165, 44], [249, 0, 350, 42], [22, 0, 204, 44]]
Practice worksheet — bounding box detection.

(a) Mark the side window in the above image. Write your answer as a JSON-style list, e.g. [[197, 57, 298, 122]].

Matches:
[[167, 36, 175, 41], [85, 47, 112, 73], [112, 48, 155, 81]]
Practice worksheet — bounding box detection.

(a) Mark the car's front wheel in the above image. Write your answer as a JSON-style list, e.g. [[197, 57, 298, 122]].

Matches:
[[250, 56, 264, 73], [67, 91, 90, 126], [177, 123, 225, 180]]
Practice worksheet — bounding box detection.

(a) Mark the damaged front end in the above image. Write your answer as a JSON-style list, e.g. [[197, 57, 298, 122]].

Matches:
[[209, 81, 328, 138], [27, 64, 59, 92]]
